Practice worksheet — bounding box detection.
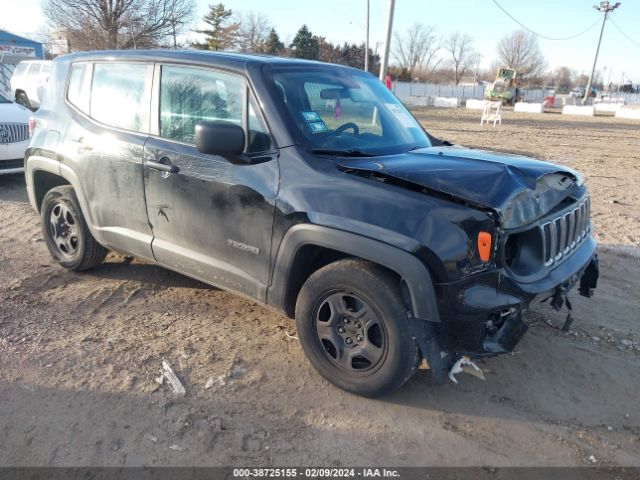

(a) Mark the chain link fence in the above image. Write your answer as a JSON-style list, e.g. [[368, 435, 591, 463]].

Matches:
[[393, 81, 640, 105]]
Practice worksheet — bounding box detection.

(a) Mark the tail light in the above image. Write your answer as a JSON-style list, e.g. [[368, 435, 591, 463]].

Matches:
[[478, 231, 492, 263], [28, 117, 36, 137]]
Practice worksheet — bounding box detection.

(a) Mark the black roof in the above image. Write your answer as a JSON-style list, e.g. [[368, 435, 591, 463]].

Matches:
[[61, 49, 337, 71]]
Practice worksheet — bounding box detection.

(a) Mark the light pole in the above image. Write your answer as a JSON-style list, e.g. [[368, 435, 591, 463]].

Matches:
[[172, 14, 178, 49], [364, 0, 370, 72], [378, 0, 396, 82], [473, 55, 482, 86], [583, 1, 621, 104]]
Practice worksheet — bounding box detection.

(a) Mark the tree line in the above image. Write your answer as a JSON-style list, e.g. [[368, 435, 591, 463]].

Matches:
[[41, 0, 613, 89], [190, 4, 380, 72]]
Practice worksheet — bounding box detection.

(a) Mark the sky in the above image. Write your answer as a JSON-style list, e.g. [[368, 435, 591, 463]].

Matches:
[[1, 0, 639, 82]]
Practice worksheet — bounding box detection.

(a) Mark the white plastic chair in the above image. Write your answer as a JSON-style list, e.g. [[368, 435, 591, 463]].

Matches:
[[480, 101, 502, 126]]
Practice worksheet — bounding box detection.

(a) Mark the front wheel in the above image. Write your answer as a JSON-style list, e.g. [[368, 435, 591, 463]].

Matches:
[[41, 186, 107, 270], [295, 259, 421, 397]]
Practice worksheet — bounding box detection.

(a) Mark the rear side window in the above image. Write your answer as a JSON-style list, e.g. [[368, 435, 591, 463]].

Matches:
[[159, 65, 244, 144], [28, 64, 43, 76], [13, 63, 28, 77], [67, 63, 92, 113], [90, 63, 150, 131]]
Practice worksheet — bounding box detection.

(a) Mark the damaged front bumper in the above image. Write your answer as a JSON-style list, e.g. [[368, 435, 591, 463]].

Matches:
[[436, 236, 598, 357]]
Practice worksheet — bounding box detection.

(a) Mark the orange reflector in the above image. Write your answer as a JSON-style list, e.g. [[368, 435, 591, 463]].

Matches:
[[478, 231, 492, 263]]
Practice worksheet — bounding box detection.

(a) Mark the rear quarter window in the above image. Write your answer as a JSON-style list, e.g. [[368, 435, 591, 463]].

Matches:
[[13, 63, 29, 77], [67, 63, 92, 114]]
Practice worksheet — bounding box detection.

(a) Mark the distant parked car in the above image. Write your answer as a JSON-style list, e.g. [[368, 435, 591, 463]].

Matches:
[[570, 87, 585, 97], [9, 60, 51, 110], [542, 89, 556, 108], [0, 93, 31, 174]]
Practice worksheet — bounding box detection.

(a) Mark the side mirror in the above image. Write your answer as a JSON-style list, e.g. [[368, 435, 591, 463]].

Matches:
[[195, 121, 245, 158]]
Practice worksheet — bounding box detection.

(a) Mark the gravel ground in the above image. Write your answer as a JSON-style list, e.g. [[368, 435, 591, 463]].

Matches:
[[0, 108, 638, 467]]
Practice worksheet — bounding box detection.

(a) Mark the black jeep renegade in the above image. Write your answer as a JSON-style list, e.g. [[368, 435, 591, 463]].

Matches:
[[25, 50, 598, 396]]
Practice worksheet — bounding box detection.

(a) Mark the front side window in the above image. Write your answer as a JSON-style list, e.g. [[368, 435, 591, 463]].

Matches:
[[269, 67, 430, 156], [90, 63, 150, 131], [160, 66, 244, 144]]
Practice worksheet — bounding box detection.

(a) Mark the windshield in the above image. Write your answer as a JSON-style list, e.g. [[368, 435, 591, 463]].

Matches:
[[0, 93, 10, 104], [269, 66, 431, 156]]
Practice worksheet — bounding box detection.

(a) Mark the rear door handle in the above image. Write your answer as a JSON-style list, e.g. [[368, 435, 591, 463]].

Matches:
[[147, 159, 179, 174]]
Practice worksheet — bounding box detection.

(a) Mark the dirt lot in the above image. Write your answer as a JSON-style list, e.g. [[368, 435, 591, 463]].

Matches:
[[1, 108, 639, 467]]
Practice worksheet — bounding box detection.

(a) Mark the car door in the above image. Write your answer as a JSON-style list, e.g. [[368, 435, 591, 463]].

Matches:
[[63, 61, 155, 261], [143, 63, 279, 300]]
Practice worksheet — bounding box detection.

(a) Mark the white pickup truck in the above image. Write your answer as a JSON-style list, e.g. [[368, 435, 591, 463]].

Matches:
[[10, 60, 51, 110]]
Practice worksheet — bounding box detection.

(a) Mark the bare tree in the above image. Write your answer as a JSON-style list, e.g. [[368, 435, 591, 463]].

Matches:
[[235, 11, 271, 53], [497, 30, 546, 79], [392, 23, 440, 79], [44, 0, 195, 50], [444, 32, 476, 85]]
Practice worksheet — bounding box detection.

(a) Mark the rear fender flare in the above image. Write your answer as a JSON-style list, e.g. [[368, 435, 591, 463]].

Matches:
[[27, 155, 98, 239]]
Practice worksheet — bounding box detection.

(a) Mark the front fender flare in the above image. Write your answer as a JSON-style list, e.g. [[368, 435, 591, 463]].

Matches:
[[268, 224, 440, 322]]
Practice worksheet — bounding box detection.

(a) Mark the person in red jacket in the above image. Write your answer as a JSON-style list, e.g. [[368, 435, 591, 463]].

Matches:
[[384, 74, 392, 90]]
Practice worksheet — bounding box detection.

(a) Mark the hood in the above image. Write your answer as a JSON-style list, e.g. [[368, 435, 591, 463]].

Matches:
[[0, 102, 31, 124], [338, 146, 582, 229]]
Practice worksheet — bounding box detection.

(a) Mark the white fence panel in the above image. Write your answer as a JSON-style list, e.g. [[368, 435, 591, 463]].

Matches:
[[466, 99, 487, 110], [433, 97, 459, 108], [616, 107, 640, 119], [514, 102, 545, 113], [562, 105, 595, 116]]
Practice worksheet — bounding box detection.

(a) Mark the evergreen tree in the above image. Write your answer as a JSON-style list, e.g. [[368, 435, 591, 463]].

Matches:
[[264, 28, 284, 55], [193, 3, 239, 51], [290, 25, 319, 60]]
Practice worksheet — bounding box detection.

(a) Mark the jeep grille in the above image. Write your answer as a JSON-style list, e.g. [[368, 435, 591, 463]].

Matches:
[[541, 196, 590, 267]]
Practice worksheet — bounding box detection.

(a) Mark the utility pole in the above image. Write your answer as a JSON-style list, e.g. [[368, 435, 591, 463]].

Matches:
[[378, 0, 396, 82], [583, 1, 621, 104], [364, 0, 370, 72]]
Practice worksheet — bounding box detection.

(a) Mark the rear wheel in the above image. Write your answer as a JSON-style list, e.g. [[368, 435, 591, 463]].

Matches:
[[295, 258, 421, 397], [16, 92, 31, 110], [41, 186, 107, 270]]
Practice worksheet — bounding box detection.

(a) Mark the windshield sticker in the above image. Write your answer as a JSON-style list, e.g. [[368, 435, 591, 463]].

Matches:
[[385, 103, 415, 128], [301, 111, 322, 122], [308, 121, 329, 133]]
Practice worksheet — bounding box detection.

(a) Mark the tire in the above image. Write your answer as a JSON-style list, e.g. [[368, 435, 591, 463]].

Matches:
[[16, 92, 31, 110], [295, 258, 421, 397], [41, 186, 107, 271]]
